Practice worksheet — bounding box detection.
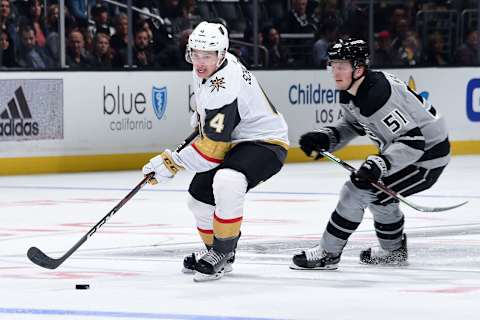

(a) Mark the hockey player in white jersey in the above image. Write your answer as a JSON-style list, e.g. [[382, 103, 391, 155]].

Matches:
[[142, 21, 289, 281], [291, 38, 450, 270]]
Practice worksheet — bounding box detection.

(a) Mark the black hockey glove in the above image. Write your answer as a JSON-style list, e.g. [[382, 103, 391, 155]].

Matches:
[[299, 128, 337, 158], [351, 155, 390, 190]]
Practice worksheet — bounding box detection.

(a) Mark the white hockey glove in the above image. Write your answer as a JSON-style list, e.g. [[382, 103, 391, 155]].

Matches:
[[142, 149, 182, 185]]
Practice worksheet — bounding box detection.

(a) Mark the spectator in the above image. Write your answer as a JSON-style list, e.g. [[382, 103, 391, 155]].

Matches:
[[391, 18, 410, 54], [114, 29, 154, 68], [18, 0, 46, 48], [278, 0, 317, 34], [66, 29, 93, 68], [455, 29, 479, 66], [239, 27, 266, 67], [91, 32, 113, 67], [388, 6, 408, 39], [156, 28, 191, 69], [312, 0, 343, 32], [45, 4, 59, 35], [17, 25, 51, 68], [397, 31, 421, 66], [372, 31, 395, 67], [45, 4, 60, 64], [0, 30, 15, 67], [132, 28, 155, 67], [68, 0, 95, 24], [136, 5, 176, 54], [265, 27, 293, 68], [422, 32, 448, 66], [110, 13, 128, 54], [89, 4, 114, 37], [134, 10, 161, 51], [0, 0, 16, 48], [312, 21, 338, 68], [83, 28, 94, 53], [136, 19, 154, 44], [172, 0, 201, 35]]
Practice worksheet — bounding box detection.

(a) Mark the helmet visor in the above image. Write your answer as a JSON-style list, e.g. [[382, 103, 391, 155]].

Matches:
[[190, 49, 218, 63]]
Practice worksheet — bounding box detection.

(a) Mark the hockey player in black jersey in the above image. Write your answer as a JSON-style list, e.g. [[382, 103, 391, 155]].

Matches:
[[291, 38, 450, 270]]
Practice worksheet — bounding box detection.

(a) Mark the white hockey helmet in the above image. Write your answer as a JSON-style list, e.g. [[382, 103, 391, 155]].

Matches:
[[185, 21, 229, 66]]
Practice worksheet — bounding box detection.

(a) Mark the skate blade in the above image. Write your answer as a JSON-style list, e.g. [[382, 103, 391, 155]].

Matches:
[[183, 264, 233, 275], [289, 263, 338, 270], [359, 260, 409, 267], [193, 269, 225, 282]]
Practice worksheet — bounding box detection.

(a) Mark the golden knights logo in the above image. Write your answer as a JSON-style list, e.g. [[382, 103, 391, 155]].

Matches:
[[209, 77, 226, 92]]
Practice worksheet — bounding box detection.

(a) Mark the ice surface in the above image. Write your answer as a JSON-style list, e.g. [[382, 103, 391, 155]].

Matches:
[[0, 156, 478, 320]]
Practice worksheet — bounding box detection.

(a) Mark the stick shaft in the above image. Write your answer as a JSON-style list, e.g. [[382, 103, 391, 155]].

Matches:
[[317, 150, 467, 213], [27, 131, 198, 269]]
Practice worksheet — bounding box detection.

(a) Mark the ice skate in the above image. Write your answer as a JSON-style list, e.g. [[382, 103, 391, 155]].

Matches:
[[193, 249, 234, 282], [182, 249, 208, 274], [360, 234, 408, 265], [183, 249, 235, 274], [290, 245, 341, 270]]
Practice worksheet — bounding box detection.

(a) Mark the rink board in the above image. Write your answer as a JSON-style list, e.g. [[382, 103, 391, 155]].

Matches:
[[0, 68, 479, 174]]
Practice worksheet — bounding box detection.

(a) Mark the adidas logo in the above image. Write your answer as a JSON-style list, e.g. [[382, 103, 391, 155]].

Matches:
[[0, 86, 39, 136]]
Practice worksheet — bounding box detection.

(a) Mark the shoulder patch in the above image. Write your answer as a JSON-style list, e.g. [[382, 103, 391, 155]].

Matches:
[[355, 71, 391, 117], [203, 56, 241, 110], [209, 76, 226, 92]]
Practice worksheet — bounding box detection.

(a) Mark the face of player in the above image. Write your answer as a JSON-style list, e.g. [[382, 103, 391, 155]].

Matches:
[[329, 60, 364, 90], [190, 49, 219, 79], [329, 60, 354, 90]]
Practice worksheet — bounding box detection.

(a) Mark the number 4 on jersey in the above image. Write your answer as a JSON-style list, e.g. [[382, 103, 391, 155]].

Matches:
[[209, 113, 225, 133]]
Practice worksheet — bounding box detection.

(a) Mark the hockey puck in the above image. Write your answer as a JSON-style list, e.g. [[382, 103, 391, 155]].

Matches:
[[75, 284, 90, 290]]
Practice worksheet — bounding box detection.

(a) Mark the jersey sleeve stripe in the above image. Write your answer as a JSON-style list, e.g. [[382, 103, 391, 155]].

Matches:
[[397, 139, 425, 150], [400, 127, 423, 138], [395, 127, 426, 150], [418, 138, 450, 162]]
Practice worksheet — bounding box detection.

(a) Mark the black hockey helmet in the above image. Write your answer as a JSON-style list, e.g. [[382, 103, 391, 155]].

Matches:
[[328, 38, 369, 68]]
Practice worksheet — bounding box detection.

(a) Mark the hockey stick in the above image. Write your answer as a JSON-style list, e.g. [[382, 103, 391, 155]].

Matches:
[[27, 130, 199, 269], [314, 150, 468, 213]]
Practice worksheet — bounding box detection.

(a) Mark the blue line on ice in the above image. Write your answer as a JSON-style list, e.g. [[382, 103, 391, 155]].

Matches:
[[0, 308, 284, 320]]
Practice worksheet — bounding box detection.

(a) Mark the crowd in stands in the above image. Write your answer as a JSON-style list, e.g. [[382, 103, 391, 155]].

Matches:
[[0, 0, 478, 70]]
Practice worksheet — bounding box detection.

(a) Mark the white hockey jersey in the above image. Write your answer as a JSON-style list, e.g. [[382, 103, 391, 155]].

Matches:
[[173, 52, 289, 173]]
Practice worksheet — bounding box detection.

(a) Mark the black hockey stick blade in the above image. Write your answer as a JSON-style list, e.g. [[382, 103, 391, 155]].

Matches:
[[27, 231, 89, 269], [314, 150, 468, 213], [26, 173, 151, 270], [27, 131, 198, 269], [27, 246, 64, 270]]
